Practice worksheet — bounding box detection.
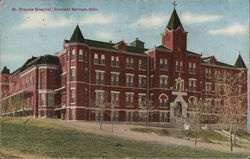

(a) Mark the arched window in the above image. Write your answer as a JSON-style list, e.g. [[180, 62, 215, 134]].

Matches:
[[101, 54, 106, 65], [159, 94, 168, 107]]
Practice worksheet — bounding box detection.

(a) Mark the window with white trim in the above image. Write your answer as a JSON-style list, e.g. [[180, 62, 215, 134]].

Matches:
[[139, 75, 146, 88], [111, 111, 119, 121], [176, 61, 183, 71], [189, 62, 196, 73], [189, 79, 197, 91], [70, 88, 75, 103], [79, 49, 84, 61], [96, 71, 104, 85], [71, 49, 76, 60], [159, 96, 168, 107], [205, 82, 212, 94], [101, 54, 106, 65], [111, 92, 119, 106], [48, 94, 54, 106], [175, 77, 184, 90], [205, 68, 212, 78], [160, 112, 168, 122], [95, 91, 104, 106], [160, 76, 168, 88], [126, 58, 134, 69], [138, 94, 146, 107], [41, 94, 46, 105], [126, 93, 134, 106], [111, 56, 119, 67], [94, 53, 99, 64], [126, 74, 134, 87], [160, 58, 168, 70], [70, 68, 75, 81], [139, 59, 146, 70], [111, 72, 119, 86]]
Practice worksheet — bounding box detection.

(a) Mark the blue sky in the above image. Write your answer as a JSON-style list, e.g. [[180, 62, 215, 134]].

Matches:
[[0, 0, 249, 71]]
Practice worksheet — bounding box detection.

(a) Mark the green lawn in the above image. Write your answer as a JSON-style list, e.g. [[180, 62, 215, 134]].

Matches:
[[0, 118, 248, 158], [130, 127, 229, 142]]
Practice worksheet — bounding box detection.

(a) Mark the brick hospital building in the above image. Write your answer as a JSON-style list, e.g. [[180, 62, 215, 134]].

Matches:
[[0, 9, 247, 122]]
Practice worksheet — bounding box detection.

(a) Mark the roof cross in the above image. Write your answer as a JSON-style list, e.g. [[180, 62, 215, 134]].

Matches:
[[172, 1, 177, 8]]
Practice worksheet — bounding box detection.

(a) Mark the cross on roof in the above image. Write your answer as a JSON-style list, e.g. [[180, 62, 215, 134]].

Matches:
[[172, 1, 177, 8]]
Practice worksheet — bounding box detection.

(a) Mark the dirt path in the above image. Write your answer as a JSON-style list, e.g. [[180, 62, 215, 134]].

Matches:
[[38, 118, 250, 153]]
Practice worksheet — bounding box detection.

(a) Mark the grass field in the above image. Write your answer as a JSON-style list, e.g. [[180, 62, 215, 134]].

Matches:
[[0, 118, 249, 158], [130, 127, 229, 142]]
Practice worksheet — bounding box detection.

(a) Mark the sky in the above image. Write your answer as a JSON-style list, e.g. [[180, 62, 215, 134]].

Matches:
[[0, 0, 249, 72]]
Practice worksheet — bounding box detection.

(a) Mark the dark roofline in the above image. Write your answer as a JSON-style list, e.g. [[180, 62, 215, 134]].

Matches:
[[11, 55, 60, 75]]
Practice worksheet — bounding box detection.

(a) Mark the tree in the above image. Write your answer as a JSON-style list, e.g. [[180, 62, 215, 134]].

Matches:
[[138, 98, 158, 128], [215, 70, 247, 152], [185, 97, 219, 148]]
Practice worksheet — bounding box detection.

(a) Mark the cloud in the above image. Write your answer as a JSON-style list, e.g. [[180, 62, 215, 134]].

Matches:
[[131, 16, 168, 28], [81, 14, 116, 24], [208, 24, 247, 35], [16, 12, 116, 29], [181, 12, 223, 24], [94, 31, 113, 40]]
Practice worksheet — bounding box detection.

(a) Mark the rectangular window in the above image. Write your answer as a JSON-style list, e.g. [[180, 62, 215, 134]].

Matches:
[[70, 89, 75, 103], [70, 69, 75, 81], [71, 49, 76, 60], [111, 111, 119, 121], [126, 74, 134, 87], [176, 61, 183, 71], [95, 91, 104, 106], [126, 58, 134, 69], [48, 94, 54, 106], [79, 49, 84, 61], [160, 76, 168, 88], [111, 56, 119, 67], [205, 69, 212, 78], [159, 112, 168, 122], [126, 93, 134, 106], [40, 110, 45, 117], [205, 82, 212, 94], [139, 76, 146, 88], [160, 98, 168, 107], [160, 58, 168, 70], [111, 72, 119, 86], [126, 112, 132, 122], [101, 54, 106, 65], [189, 62, 196, 73], [111, 92, 119, 106], [41, 94, 46, 105], [96, 71, 104, 85], [138, 94, 146, 107], [189, 79, 197, 91], [139, 59, 146, 70], [94, 53, 99, 64]]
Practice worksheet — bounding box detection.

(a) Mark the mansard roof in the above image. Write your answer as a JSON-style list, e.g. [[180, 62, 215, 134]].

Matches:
[[11, 55, 59, 75], [1, 66, 10, 74], [69, 25, 85, 43], [234, 54, 247, 68], [65, 38, 148, 54], [202, 56, 235, 68], [166, 8, 184, 31]]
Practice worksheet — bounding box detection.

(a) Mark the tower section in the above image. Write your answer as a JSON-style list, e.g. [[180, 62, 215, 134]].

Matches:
[[162, 8, 187, 52]]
